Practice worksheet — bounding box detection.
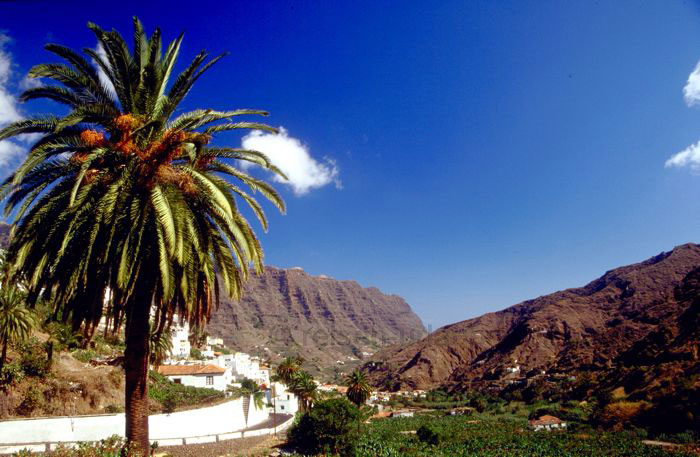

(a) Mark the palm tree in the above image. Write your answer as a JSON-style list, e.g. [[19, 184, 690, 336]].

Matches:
[[229, 377, 266, 410], [289, 370, 317, 412], [275, 355, 303, 385], [0, 286, 34, 370], [149, 326, 173, 366], [344, 369, 371, 406], [0, 18, 285, 451]]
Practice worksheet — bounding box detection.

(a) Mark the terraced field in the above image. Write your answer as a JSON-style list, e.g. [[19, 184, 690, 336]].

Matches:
[[351, 414, 696, 457]]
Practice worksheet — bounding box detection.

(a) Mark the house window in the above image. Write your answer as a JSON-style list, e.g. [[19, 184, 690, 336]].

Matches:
[[174, 378, 181, 384], [206, 376, 214, 386], [287, 395, 290, 400], [280, 405, 284, 410]]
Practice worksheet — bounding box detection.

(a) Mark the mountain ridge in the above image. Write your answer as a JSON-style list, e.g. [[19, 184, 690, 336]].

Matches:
[[366, 243, 700, 391]]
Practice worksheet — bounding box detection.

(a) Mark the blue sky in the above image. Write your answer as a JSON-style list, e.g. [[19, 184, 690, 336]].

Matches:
[[2, 1, 700, 330]]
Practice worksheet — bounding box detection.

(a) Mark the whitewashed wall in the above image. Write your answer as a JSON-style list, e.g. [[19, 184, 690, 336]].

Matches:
[[0, 396, 268, 447]]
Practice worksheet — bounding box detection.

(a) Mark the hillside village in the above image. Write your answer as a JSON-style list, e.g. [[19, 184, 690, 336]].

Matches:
[[153, 320, 413, 417], [151, 319, 299, 415]]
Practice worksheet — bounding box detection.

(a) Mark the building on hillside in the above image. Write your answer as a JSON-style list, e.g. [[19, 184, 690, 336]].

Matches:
[[267, 381, 299, 414], [206, 336, 224, 347], [216, 352, 269, 385], [528, 415, 566, 431], [390, 410, 414, 418], [318, 384, 348, 394], [167, 321, 191, 360], [157, 364, 227, 391], [446, 406, 474, 416]]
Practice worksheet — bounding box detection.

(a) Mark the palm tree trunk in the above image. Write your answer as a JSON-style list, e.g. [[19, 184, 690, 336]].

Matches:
[[124, 287, 152, 454], [0, 335, 8, 371]]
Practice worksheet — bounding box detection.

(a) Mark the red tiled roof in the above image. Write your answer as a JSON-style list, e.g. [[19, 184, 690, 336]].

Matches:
[[529, 415, 563, 426], [157, 364, 226, 376]]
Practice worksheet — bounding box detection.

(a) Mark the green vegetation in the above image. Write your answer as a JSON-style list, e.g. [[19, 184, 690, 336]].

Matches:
[[147, 370, 224, 413], [274, 356, 319, 412], [0, 286, 35, 371], [283, 385, 696, 457], [12, 435, 148, 456], [189, 347, 205, 360], [347, 413, 695, 457], [228, 377, 265, 409], [416, 424, 444, 446], [344, 369, 371, 406], [288, 370, 318, 412], [288, 397, 362, 455]]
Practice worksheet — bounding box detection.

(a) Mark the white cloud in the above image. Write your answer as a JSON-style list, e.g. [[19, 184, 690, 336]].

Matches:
[[241, 127, 341, 196], [684, 61, 700, 106], [0, 139, 25, 168], [0, 33, 21, 126], [19, 74, 42, 90], [665, 62, 700, 170], [0, 32, 32, 170], [94, 43, 116, 99], [665, 141, 700, 171]]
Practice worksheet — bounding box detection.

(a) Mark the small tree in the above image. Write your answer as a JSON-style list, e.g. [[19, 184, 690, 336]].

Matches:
[[288, 397, 361, 455], [289, 370, 317, 412], [0, 286, 34, 370], [275, 355, 303, 385], [417, 424, 443, 446], [345, 369, 371, 406], [228, 377, 265, 409], [149, 327, 173, 366]]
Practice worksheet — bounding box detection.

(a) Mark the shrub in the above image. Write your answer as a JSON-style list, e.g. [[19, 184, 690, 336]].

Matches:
[[288, 397, 361, 455], [16, 385, 43, 416], [102, 404, 123, 414], [594, 400, 650, 430], [47, 435, 139, 456], [162, 394, 177, 413], [417, 424, 443, 446], [45, 321, 80, 351], [106, 369, 122, 388], [71, 349, 98, 363], [470, 396, 487, 413], [148, 370, 223, 412], [0, 361, 24, 386], [18, 339, 49, 377]]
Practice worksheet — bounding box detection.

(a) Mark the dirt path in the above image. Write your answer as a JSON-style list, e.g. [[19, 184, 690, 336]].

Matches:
[[159, 434, 285, 457]]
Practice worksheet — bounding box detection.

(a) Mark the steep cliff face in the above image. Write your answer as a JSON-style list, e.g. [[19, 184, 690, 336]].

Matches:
[[207, 266, 427, 378], [367, 244, 700, 390]]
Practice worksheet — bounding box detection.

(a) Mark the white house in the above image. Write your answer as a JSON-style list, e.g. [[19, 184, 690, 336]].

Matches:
[[217, 352, 270, 385], [157, 364, 228, 391], [167, 321, 191, 360], [268, 382, 299, 415], [206, 336, 224, 347], [529, 415, 567, 431]]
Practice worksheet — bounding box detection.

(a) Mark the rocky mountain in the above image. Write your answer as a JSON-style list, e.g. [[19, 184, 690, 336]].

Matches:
[[366, 243, 700, 391], [206, 266, 427, 378]]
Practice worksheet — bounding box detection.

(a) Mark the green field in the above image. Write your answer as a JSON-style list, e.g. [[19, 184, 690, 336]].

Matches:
[[349, 413, 695, 457]]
